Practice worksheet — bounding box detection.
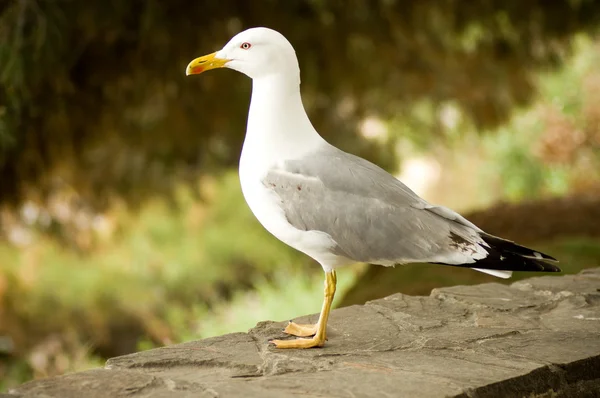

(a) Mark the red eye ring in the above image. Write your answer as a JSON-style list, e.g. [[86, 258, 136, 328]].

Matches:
[[240, 42, 251, 50]]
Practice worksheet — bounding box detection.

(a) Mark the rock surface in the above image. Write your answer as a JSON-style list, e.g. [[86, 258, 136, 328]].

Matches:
[[8, 268, 600, 398]]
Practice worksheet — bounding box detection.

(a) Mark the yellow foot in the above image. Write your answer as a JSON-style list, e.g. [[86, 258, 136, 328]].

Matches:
[[284, 321, 318, 337], [270, 336, 325, 349]]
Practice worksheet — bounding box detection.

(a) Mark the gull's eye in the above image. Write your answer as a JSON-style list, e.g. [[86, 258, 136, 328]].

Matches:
[[240, 42, 252, 50]]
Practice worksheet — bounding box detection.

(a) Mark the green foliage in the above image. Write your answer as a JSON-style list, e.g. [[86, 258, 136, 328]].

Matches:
[[481, 35, 600, 201], [0, 168, 355, 388], [0, 359, 32, 392], [0, 171, 310, 386], [1, 1, 600, 207], [403, 35, 600, 210]]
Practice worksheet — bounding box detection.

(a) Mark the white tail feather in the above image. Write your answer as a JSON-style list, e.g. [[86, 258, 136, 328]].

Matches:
[[473, 268, 513, 279]]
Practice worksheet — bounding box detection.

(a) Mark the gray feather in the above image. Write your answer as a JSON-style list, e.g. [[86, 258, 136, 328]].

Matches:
[[263, 144, 484, 264]]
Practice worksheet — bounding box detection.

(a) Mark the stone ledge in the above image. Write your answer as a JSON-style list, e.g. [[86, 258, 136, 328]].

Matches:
[[8, 268, 600, 398]]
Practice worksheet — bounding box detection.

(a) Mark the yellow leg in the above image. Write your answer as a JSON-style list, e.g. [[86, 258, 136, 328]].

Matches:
[[271, 270, 336, 349]]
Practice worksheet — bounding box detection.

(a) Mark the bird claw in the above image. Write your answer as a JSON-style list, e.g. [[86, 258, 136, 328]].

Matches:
[[270, 337, 325, 349]]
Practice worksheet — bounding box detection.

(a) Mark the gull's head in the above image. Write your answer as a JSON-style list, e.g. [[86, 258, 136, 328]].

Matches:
[[186, 27, 299, 81]]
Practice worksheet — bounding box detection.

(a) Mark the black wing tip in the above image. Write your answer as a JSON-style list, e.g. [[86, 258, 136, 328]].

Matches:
[[545, 264, 562, 272], [478, 233, 561, 270], [439, 232, 562, 273], [467, 254, 562, 273], [528, 259, 561, 273], [530, 251, 558, 262], [433, 254, 562, 272]]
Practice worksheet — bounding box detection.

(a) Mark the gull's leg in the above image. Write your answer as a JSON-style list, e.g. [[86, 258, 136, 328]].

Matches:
[[271, 270, 336, 349]]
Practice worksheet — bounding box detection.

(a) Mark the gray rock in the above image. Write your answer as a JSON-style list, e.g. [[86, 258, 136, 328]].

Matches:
[[9, 269, 600, 398]]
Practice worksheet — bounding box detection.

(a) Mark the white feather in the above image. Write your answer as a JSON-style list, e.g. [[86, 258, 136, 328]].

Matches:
[[473, 268, 513, 279]]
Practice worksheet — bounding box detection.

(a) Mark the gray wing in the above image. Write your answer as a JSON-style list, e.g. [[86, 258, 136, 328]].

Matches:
[[263, 144, 485, 264]]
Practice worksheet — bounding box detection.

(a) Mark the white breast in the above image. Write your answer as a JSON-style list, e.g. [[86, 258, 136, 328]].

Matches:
[[238, 149, 352, 272]]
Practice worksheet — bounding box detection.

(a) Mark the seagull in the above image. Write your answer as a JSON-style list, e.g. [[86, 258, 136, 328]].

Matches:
[[186, 27, 560, 349]]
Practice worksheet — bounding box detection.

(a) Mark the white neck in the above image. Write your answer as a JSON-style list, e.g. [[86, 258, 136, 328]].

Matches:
[[241, 74, 325, 167]]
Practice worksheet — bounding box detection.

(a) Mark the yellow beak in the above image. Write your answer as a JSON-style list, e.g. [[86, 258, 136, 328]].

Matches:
[[185, 52, 229, 75]]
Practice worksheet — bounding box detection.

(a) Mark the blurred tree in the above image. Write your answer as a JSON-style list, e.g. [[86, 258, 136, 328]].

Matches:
[[1, 0, 600, 209]]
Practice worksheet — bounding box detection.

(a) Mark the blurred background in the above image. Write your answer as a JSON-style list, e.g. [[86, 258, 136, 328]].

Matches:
[[1, 0, 600, 389]]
